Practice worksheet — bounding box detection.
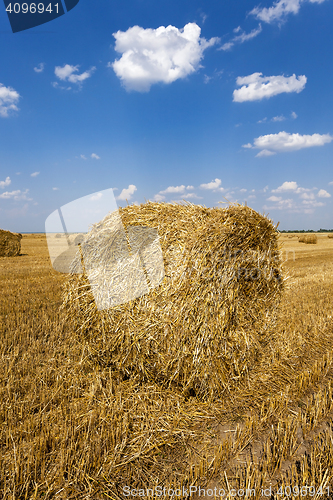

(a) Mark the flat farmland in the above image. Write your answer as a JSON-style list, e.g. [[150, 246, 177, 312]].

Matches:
[[1, 232, 333, 499]]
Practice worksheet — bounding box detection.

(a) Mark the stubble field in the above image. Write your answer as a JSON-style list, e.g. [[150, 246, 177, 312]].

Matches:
[[1, 232, 333, 499]]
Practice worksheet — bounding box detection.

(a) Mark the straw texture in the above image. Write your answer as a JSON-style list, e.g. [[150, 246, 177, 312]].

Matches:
[[62, 202, 284, 400], [0, 229, 22, 257]]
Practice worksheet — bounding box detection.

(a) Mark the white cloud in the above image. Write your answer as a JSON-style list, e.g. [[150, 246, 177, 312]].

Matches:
[[160, 185, 186, 194], [272, 181, 299, 192], [80, 155, 87, 160], [91, 153, 100, 159], [250, 0, 326, 24], [54, 64, 96, 85], [0, 83, 20, 117], [317, 189, 331, 198], [329, 181, 333, 186], [0, 176, 11, 189], [34, 63, 44, 73], [220, 24, 262, 51], [302, 199, 324, 207], [111, 23, 219, 92], [52, 187, 59, 191], [117, 184, 137, 200], [182, 192, 202, 199], [0, 189, 32, 201], [31, 171, 40, 177], [153, 193, 166, 202], [258, 117, 267, 123], [250, 0, 301, 22], [233, 73, 306, 102], [200, 178, 222, 190], [240, 188, 247, 193], [256, 149, 276, 157], [272, 115, 286, 122], [300, 192, 315, 200], [291, 111, 298, 119], [245, 131, 333, 155], [267, 195, 282, 201], [90, 192, 103, 201]]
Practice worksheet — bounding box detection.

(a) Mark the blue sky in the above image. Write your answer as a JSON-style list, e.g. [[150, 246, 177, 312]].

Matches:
[[0, 0, 332, 232]]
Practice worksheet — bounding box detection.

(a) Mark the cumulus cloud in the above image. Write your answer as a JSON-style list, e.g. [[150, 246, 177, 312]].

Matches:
[[111, 23, 219, 92], [117, 184, 137, 200], [153, 193, 166, 202], [267, 195, 282, 201], [250, 0, 327, 24], [291, 111, 298, 119], [160, 185, 188, 194], [34, 63, 44, 73], [199, 178, 222, 189], [272, 181, 299, 192], [220, 24, 262, 51], [0, 176, 11, 189], [31, 171, 40, 177], [0, 83, 20, 117], [245, 131, 333, 155], [91, 153, 100, 159], [80, 155, 87, 160], [300, 192, 315, 200], [233, 73, 306, 102], [317, 189, 331, 198], [0, 189, 32, 201], [54, 64, 96, 85]]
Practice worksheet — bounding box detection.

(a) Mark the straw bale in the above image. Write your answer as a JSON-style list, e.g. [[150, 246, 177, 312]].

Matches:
[[328, 233, 333, 239], [0, 229, 22, 257], [304, 234, 317, 244], [62, 202, 284, 400]]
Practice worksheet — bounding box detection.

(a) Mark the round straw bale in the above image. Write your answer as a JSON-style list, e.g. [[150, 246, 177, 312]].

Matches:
[[62, 202, 284, 400], [328, 233, 333, 239], [0, 229, 22, 257], [304, 234, 317, 244]]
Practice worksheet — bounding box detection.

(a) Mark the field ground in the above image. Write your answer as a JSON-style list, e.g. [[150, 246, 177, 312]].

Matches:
[[1, 233, 333, 499]]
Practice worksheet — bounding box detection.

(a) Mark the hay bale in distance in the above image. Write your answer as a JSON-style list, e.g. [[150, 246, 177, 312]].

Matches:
[[62, 202, 284, 400], [328, 233, 333, 239], [304, 234, 317, 244], [0, 229, 22, 257]]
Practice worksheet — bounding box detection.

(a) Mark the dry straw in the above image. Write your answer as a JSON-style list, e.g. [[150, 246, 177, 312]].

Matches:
[[0, 229, 22, 257], [62, 202, 284, 400], [328, 233, 333, 239]]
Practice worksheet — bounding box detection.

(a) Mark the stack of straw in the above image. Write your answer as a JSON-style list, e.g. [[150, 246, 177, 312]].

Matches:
[[62, 202, 284, 400], [0, 229, 22, 257]]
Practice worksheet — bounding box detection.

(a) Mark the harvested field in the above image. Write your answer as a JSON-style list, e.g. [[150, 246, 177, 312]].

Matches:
[[0, 228, 22, 257], [1, 217, 333, 499]]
